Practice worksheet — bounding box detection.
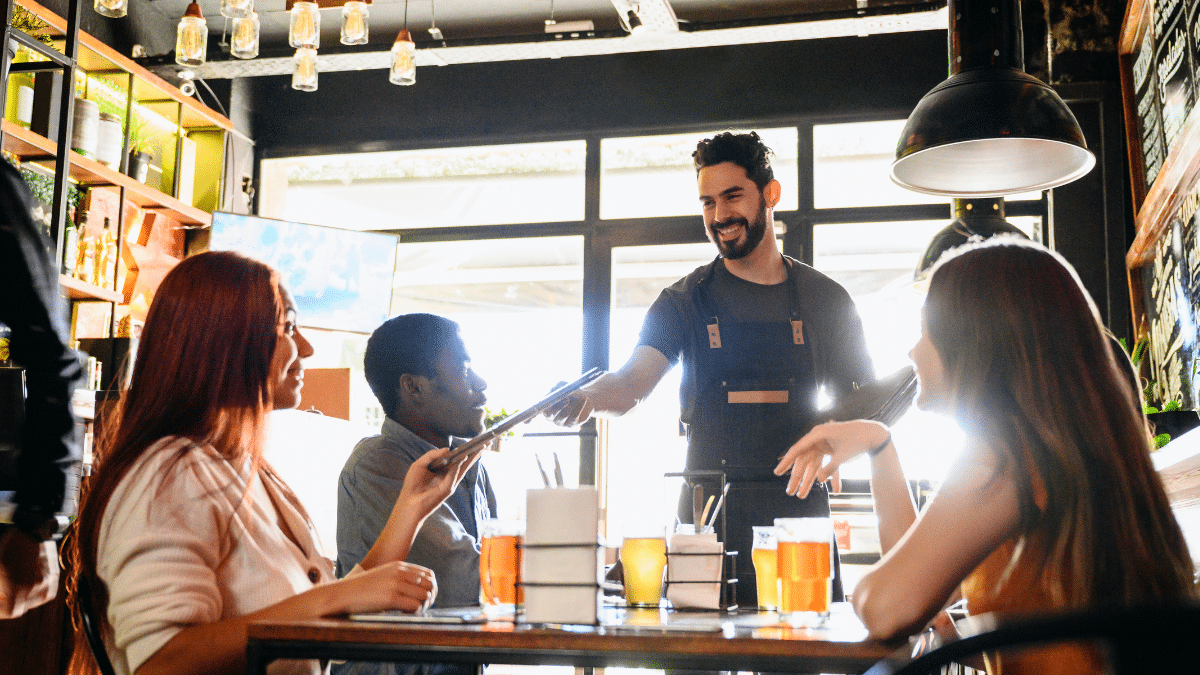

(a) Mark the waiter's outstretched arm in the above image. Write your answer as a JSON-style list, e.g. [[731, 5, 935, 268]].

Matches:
[[545, 346, 672, 426]]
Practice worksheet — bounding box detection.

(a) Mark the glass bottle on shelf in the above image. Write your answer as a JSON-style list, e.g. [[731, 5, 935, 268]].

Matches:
[[62, 216, 79, 276], [96, 217, 116, 290], [74, 214, 93, 283]]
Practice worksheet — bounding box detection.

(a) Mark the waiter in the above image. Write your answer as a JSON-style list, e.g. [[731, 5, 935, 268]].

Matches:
[[547, 132, 873, 605]]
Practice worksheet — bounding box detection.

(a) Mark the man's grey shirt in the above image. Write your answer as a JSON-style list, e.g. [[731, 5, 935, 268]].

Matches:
[[336, 417, 496, 608]]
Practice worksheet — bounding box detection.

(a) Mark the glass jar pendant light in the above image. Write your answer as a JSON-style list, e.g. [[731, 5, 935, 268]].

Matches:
[[289, 1, 320, 49], [175, 1, 208, 67], [93, 0, 127, 19], [341, 1, 369, 46], [220, 0, 253, 19], [230, 12, 260, 59], [390, 27, 416, 85], [292, 47, 318, 92]]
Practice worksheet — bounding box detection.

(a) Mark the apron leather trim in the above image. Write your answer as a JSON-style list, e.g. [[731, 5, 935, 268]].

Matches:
[[727, 390, 789, 404]]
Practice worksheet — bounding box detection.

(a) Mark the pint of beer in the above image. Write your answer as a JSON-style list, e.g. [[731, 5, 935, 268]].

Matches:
[[774, 517, 833, 621], [620, 533, 667, 607], [480, 519, 524, 610], [751, 526, 780, 611]]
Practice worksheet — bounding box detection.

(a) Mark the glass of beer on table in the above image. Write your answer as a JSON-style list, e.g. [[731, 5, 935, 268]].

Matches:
[[774, 517, 833, 625], [620, 526, 668, 607], [480, 519, 524, 616], [751, 525, 780, 611]]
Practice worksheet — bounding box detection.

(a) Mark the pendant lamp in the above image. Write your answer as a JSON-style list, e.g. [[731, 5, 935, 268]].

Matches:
[[93, 0, 127, 19], [913, 198, 1028, 281], [891, 0, 1095, 197], [292, 47, 318, 91], [341, 1, 369, 45], [289, 1, 320, 49], [390, 27, 416, 85], [220, 0, 252, 19], [175, 1, 208, 67], [230, 12, 260, 60]]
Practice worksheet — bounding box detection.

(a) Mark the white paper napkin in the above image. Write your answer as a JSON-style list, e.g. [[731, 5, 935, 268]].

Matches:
[[666, 532, 723, 609]]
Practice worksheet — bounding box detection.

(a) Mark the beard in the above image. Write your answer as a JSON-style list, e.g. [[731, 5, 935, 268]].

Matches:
[[709, 200, 769, 260]]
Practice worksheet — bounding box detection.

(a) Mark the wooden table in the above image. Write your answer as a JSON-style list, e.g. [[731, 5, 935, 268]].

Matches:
[[246, 603, 898, 674]]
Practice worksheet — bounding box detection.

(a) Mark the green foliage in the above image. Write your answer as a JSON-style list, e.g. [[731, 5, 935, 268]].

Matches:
[[1154, 433, 1172, 450], [19, 166, 81, 211], [483, 407, 515, 437], [10, 7, 55, 47]]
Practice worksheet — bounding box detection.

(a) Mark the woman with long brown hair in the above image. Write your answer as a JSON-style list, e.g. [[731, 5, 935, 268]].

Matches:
[[68, 251, 476, 675], [776, 238, 1194, 673]]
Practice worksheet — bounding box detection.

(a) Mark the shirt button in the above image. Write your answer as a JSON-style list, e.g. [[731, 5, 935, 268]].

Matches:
[[308, 568, 320, 583]]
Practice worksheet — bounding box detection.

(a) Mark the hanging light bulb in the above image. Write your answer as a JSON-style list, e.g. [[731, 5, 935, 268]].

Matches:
[[289, 1, 320, 49], [292, 47, 318, 92], [389, 27, 416, 86], [230, 12, 260, 59], [175, 1, 208, 67], [93, 0, 127, 19], [220, 0, 252, 19], [341, 1, 369, 46]]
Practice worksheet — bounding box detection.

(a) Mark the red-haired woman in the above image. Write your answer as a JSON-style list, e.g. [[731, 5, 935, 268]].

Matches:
[[776, 238, 1195, 674], [68, 251, 475, 675]]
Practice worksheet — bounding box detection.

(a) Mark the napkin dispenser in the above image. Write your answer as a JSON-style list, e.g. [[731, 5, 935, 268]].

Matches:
[[522, 487, 602, 625], [665, 528, 724, 610]]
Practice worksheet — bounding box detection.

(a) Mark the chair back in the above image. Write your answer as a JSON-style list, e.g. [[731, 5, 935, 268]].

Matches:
[[864, 602, 1200, 675], [77, 575, 117, 675]]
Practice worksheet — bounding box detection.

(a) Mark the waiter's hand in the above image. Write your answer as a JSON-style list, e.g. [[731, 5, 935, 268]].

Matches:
[[543, 385, 594, 427], [774, 420, 890, 499]]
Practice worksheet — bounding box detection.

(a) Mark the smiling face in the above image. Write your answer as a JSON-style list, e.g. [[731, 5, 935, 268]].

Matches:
[[414, 336, 488, 447], [269, 285, 314, 411], [909, 319, 950, 413], [698, 161, 775, 260]]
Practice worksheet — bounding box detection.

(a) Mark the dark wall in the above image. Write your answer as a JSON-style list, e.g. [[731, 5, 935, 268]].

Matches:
[[249, 30, 949, 156]]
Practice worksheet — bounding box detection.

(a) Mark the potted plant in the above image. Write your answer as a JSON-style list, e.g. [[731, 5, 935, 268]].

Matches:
[[125, 114, 157, 183], [1122, 336, 1200, 449]]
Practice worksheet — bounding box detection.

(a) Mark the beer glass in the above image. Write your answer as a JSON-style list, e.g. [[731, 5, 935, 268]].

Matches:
[[774, 517, 833, 625], [620, 527, 667, 607], [751, 525, 780, 611], [480, 519, 524, 614]]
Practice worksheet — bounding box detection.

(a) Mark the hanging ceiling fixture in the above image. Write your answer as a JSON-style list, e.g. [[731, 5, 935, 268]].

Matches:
[[913, 198, 1028, 281], [93, 0, 127, 19], [293, 46, 318, 91], [342, 1, 369, 46], [289, 0, 321, 49], [891, 0, 1095, 197], [230, 11, 260, 60], [175, 1, 208, 67], [220, 0, 252, 20], [390, 0, 416, 85]]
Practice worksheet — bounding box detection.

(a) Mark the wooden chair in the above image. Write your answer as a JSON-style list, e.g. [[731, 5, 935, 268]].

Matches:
[[864, 602, 1200, 675]]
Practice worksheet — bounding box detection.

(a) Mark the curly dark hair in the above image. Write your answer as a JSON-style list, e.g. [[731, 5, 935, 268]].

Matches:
[[692, 131, 774, 189]]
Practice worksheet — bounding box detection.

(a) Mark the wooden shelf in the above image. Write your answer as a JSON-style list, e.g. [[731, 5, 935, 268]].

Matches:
[[60, 275, 123, 303], [14, 0, 236, 132], [2, 120, 212, 227]]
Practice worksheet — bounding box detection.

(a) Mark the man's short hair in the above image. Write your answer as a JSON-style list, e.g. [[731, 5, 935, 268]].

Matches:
[[364, 313, 463, 416], [692, 131, 775, 190]]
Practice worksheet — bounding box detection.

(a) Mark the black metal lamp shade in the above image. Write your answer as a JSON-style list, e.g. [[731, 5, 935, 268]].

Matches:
[[892, 68, 1095, 197], [891, 0, 1095, 197]]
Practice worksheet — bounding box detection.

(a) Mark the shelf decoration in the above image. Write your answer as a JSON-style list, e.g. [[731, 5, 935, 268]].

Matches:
[[176, 1, 208, 67]]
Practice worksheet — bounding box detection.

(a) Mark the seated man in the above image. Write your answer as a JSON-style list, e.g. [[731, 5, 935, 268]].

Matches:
[[336, 313, 496, 675]]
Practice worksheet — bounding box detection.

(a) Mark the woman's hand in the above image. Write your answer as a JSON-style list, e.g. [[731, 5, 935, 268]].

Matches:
[[774, 420, 890, 499], [324, 560, 438, 616]]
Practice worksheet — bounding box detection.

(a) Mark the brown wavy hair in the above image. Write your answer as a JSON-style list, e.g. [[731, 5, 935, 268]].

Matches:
[[65, 251, 285, 672], [924, 237, 1194, 607]]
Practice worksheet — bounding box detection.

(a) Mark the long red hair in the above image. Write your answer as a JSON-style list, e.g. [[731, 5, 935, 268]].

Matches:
[[66, 251, 284, 669]]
